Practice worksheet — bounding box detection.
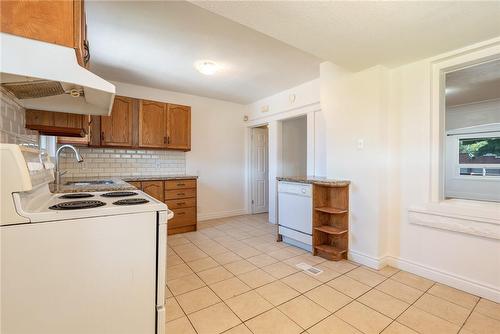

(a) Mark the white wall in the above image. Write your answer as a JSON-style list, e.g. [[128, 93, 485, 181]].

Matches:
[[245, 78, 323, 224], [320, 63, 392, 267], [112, 81, 247, 221], [389, 54, 500, 301], [246, 79, 320, 121], [320, 40, 500, 301], [281, 116, 307, 177]]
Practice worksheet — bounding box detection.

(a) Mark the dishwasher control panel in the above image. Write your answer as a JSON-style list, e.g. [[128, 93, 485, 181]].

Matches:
[[277, 182, 312, 197]]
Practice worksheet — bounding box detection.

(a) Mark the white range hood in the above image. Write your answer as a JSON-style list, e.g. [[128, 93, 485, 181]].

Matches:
[[0, 33, 115, 116]]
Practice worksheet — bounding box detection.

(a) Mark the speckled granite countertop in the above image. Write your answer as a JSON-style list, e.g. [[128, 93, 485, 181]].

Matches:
[[50, 175, 198, 193], [121, 175, 198, 182], [277, 176, 350, 187]]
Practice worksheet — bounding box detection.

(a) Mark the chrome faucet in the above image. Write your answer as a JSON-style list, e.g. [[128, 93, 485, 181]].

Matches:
[[55, 144, 84, 184]]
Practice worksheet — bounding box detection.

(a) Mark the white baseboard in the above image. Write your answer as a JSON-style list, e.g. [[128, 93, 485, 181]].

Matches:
[[348, 250, 388, 270], [349, 250, 500, 302], [385, 256, 500, 303], [197, 209, 249, 222]]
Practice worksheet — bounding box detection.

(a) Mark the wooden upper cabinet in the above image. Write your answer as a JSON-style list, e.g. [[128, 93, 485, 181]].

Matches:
[[101, 96, 134, 147], [167, 104, 191, 151], [26, 110, 87, 137], [0, 0, 89, 67], [139, 100, 168, 148]]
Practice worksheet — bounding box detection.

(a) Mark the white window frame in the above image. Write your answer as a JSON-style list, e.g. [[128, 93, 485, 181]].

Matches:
[[408, 38, 500, 240], [430, 42, 500, 202]]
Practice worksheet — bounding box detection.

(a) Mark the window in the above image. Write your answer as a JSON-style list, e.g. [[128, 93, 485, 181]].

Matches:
[[458, 136, 500, 177], [443, 58, 500, 203]]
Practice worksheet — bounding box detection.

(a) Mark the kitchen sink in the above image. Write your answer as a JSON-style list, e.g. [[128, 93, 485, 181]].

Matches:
[[64, 180, 115, 186]]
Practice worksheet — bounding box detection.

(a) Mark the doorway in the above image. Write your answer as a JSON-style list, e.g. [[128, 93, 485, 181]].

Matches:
[[250, 126, 269, 214], [281, 116, 307, 177]]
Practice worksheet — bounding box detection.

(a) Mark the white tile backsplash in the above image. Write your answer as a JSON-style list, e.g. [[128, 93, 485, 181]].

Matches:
[[58, 147, 186, 178], [0, 92, 38, 144]]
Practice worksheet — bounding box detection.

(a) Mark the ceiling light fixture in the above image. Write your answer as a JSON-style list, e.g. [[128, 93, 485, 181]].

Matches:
[[194, 60, 219, 75]]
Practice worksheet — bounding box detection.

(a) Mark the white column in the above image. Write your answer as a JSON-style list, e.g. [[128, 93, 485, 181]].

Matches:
[[267, 120, 282, 224]]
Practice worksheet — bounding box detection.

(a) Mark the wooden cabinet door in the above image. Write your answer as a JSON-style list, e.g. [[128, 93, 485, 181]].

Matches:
[[139, 100, 168, 148], [167, 104, 191, 151], [127, 181, 142, 190], [101, 96, 134, 147], [142, 181, 164, 202], [1, 0, 88, 67], [1, 1, 75, 47]]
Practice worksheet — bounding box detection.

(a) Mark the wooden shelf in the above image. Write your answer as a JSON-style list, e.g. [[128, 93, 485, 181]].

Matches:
[[315, 207, 347, 214], [314, 225, 348, 235], [314, 244, 347, 261]]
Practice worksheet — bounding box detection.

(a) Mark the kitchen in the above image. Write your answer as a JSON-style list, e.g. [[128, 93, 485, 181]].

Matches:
[[1, 1, 500, 334]]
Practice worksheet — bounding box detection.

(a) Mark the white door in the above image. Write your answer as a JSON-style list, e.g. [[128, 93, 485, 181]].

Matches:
[[251, 127, 268, 213]]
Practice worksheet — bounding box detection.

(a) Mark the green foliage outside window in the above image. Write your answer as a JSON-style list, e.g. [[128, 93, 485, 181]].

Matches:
[[459, 137, 500, 160]]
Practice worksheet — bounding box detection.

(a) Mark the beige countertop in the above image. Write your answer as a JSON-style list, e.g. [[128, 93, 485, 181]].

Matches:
[[276, 176, 350, 187], [50, 175, 198, 193]]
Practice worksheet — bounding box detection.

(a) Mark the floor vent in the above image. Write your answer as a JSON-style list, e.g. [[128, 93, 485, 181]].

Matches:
[[296, 262, 323, 276]]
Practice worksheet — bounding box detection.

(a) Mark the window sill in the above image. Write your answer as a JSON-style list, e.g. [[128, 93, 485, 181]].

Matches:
[[408, 199, 500, 240]]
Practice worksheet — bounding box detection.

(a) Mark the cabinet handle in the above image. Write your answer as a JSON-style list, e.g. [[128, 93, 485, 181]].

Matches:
[[83, 40, 90, 65], [177, 202, 186, 205], [177, 193, 185, 196], [163, 136, 167, 144], [177, 212, 186, 215], [100, 132, 104, 142], [177, 183, 185, 187]]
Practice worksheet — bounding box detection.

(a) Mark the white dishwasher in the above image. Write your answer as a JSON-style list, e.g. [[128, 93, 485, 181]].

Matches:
[[278, 181, 313, 252]]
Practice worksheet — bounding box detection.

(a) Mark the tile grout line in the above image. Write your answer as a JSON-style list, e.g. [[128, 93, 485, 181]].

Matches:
[[172, 227, 389, 333], [168, 221, 328, 332], [167, 215, 490, 334], [458, 296, 481, 333]]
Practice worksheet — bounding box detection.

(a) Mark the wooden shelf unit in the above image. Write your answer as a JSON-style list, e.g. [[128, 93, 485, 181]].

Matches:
[[312, 184, 350, 261]]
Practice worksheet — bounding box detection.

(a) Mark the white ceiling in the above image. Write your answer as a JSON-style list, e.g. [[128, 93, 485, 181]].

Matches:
[[192, 1, 500, 71], [85, 1, 321, 104], [446, 59, 500, 107]]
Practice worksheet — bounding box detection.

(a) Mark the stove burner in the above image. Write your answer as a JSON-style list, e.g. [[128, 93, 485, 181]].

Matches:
[[59, 193, 94, 199], [101, 191, 138, 198], [113, 198, 149, 206], [49, 200, 106, 210]]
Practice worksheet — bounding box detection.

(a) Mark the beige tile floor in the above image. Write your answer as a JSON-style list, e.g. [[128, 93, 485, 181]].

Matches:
[[166, 214, 500, 334]]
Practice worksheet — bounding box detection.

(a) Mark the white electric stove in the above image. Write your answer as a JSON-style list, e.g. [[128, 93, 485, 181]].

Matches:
[[0, 144, 171, 334]]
